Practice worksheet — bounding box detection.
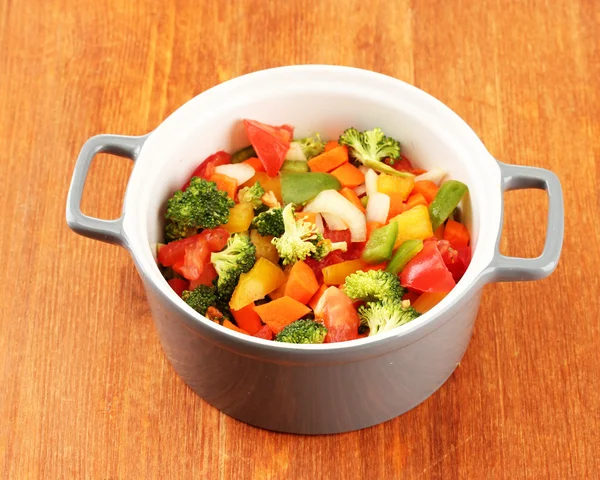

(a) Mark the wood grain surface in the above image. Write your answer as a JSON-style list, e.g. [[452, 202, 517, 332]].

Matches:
[[1, 0, 598, 478]]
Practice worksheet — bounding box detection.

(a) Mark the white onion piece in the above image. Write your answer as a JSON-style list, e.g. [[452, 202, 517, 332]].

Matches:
[[415, 167, 447, 185], [353, 184, 367, 196], [285, 142, 307, 161], [321, 212, 348, 231], [365, 169, 378, 196], [314, 213, 325, 234], [304, 190, 366, 242], [358, 165, 370, 175], [366, 192, 390, 224], [214, 163, 255, 184]]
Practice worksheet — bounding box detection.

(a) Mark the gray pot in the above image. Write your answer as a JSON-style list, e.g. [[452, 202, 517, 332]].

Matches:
[[66, 66, 563, 434]]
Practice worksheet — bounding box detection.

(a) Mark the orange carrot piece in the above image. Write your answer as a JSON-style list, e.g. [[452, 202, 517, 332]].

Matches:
[[231, 303, 263, 335], [339, 187, 366, 213], [308, 284, 328, 310], [253, 296, 311, 334], [222, 319, 249, 335], [295, 211, 318, 224], [412, 292, 448, 314], [433, 223, 445, 240], [405, 193, 428, 210], [307, 146, 348, 172], [242, 156, 265, 172], [387, 192, 407, 220], [324, 140, 340, 152], [412, 180, 439, 203], [284, 261, 320, 305], [330, 163, 365, 188], [208, 173, 238, 200], [444, 219, 470, 248], [366, 221, 383, 240]]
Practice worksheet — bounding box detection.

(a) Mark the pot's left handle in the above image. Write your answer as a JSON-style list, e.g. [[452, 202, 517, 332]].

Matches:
[[66, 134, 148, 246]]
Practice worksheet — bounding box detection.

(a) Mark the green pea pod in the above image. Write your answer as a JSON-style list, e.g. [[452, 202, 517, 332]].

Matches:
[[428, 180, 468, 230], [361, 222, 398, 264], [281, 172, 341, 205], [231, 145, 257, 164], [386, 239, 424, 274], [360, 195, 369, 208], [280, 160, 309, 173]]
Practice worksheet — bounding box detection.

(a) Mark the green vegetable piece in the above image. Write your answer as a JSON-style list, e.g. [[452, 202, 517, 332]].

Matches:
[[281, 160, 310, 173], [280, 172, 341, 205], [343, 270, 405, 303], [358, 301, 420, 336], [360, 195, 369, 208], [231, 145, 257, 164], [182, 285, 217, 316], [428, 180, 469, 230], [361, 222, 398, 264], [386, 239, 424, 275], [275, 319, 328, 344]]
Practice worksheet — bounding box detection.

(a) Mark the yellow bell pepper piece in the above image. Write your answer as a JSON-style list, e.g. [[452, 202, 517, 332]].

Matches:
[[322, 259, 365, 286], [250, 229, 280, 265], [377, 173, 414, 201], [229, 258, 286, 310], [223, 202, 254, 233], [412, 292, 448, 314], [389, 204, 434, 249], [241, 172, 282, 204]]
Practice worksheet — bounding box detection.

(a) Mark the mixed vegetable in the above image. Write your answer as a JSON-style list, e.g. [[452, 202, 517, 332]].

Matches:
[[157, 119, 472, 344]]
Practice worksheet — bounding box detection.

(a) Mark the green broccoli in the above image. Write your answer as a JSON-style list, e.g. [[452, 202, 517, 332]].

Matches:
[[339, 127, 406, 176], [358, 300, 420, 336], [165, 177, 234, 238], [237, 181, 265, 209], [272, 204, 321, 265], [312, 238, 348, 261], [295, 134, 325, 160], [164, 221, 198, 243], [210, 233, 256, 303], [275, 319, 328, 344], [182, 284, 217, 316], [251, 208, 285, 237], [343, 270, 406, 303]]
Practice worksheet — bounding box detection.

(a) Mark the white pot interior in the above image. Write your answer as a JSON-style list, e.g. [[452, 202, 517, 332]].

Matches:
[[122, 66, 502, 342]]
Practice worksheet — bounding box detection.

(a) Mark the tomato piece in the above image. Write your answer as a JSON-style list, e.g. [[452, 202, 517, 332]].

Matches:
[[179, 241, 211, 281], [188, 263, 218, 289], [305, 252, 345, 284], [314, 286, 360, 343], [342, 241, 365, 260], [203, 227, 229, 251], [437, 240, 471, 282], [400, 240, 456, 293], [323, 227, 352, 245], [182, 151, 231, 190], [390, 155, 414, 172], [243, 119, 293, 177], [158, 233, 206, 266], [253, 324, 274, 340], [167, 278, 189, 297]]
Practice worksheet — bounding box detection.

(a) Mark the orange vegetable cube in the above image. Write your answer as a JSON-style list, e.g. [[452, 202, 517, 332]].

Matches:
[[253, 296, 311, 334], [307, 146, 348, 172], [284, 261, 320, 304], [330, 163, 365, 188]]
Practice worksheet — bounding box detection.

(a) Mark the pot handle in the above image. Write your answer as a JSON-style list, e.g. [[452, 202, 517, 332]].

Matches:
[[484, 161, 564, 282], [66, 134, 148, 246]]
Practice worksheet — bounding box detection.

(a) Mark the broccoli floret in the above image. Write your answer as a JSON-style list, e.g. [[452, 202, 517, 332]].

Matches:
[[237, 181, 265, 209], [275, 319, 328, 344], [210, 234, 256, 303], [182, 284, 217, 316], [251, 208, 285, 237], [165, 177, 234, 236], [339, 127, 402, 173], [164, 221, 198, 243], [358, 300, 420, 336], [272, 204, 321, 265], [296, 134, 325, 160], [312, 238, 348, 261], [343, 270, 406, 303]]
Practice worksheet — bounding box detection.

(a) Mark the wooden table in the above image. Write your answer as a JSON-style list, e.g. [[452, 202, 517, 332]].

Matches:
[[1, 0, 598, 478]]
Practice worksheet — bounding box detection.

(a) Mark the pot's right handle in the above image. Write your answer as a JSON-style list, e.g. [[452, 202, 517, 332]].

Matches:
[[484, 161, 564, 282], [66, 134, 148, 246]]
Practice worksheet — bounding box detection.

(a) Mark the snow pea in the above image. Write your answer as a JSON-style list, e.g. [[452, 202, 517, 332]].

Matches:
[[386, 239, 424, 274], [231, 145, 257, 164], [428, 180, 468, 230], [280, 160, 309, 173], [361, 222, 398, 264], [280, 172, 341, 205]]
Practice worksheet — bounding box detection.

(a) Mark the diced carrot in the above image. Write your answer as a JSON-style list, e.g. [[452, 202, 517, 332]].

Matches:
[[366, 221, 383, 240], [222, 319, 249, 335], [324, 140, 340, 152], [231, 303, 263, 335], [307, 146, 348, 172], [387, 192, 407, 221], [406, 193, 428, 209], [308, 284, 328, 310], [433, 223, 445, 240], [208, 173, 238, 200], [295, 211, 318, 225], [253, 296, 312, 334], [330, 163, 365, 188], [339, 187, 366, 213], [412, 180, 439, 203], [253, 324, 274, 340], [284, 261, 320, 305], [412, 292, 448, 314], [242, 156, 265, 172], [444, 219, 470, 248]]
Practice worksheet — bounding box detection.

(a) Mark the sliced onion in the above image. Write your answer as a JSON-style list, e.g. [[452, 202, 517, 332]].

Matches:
[[353, 184, 367, 196], [285, 142, 307, 161], [365, 168, 378, 196], [314, 213, 325, 233], [366, 192, 390, 224], [304, 190, 366, 242], [214, 163, 255, 184], [415, 167, 447, 185], [321, 212, 348, 231]]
